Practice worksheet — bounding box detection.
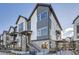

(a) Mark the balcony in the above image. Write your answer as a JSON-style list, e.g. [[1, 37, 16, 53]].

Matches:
[[20, 30, 32, 35]]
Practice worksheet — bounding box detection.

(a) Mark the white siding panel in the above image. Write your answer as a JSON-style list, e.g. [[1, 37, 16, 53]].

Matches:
[[50, 13, 61, 40], [31, 9, 37, 40]]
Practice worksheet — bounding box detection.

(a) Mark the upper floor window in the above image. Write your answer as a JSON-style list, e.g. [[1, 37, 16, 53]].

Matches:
[[37, 14, 41, 21], [37, 26, 48, 37], [19, 22, 23, 32], [41, 11, 48, 20], [37, 10, 48, 21], [41, 27, 48, 36]]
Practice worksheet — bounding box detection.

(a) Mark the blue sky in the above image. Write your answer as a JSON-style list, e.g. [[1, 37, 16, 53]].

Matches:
[[0, 3, 79, 34]]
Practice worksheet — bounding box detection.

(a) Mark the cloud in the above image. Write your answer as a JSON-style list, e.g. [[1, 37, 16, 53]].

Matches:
[[62, 27, 74, 39], [64, 27, 73, 33]]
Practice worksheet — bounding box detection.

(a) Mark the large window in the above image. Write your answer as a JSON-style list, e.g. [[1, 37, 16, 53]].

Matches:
[[41, 27, 48, 36], [37, 27, 48, 36], [37, 14, 41, 21], [41, 11, 48, 20], [37, 10, 48, 21], [19, 22, 23, 32], [37, 30, 41, 36]]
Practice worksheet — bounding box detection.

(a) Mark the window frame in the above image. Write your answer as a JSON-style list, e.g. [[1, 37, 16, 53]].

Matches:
[[19, 22, 24, 32], [37, 26, 48, 37], [37, 10, 48, 22]]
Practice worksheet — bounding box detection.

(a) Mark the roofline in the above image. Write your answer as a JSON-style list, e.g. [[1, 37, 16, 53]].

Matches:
[[8, 26, 15, 33], [3, 30, 8, 34], [72, 15, 79, 24], [16, 15, 27, 24], [49, 5, 62, 30], [28, 3, 62, 30], [28, 3, 51, 20], [0, 34, 3, 36]]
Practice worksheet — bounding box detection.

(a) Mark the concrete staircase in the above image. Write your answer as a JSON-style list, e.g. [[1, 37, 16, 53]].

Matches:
[[27, 42, 41, 52], [27, 42, 49, 55]]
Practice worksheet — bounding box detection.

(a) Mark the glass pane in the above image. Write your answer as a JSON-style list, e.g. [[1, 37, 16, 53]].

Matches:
[[19, 23, 23, 32], [37, 14, 41, 21], [41, 27, 48, 36], [37, 30, 41, 36], [41, 11, 47, 20]]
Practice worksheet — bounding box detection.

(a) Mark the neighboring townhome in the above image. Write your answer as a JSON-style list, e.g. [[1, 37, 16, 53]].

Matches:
[[2, 31, 8, 49], [27, 3, 62, 53], [0, 34, 3, 49], [73, 15, 79, 50], [8, 26, 17, 50], [16, 15, 32, 51]]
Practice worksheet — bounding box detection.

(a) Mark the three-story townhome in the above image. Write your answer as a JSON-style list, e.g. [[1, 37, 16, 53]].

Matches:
[[28, 3, 62, 53], [8, 26, 17, 50]]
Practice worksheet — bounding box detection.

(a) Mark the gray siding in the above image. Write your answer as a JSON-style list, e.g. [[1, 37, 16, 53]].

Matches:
[[37, 19, 48, 29], [37, 6, 50, 40]]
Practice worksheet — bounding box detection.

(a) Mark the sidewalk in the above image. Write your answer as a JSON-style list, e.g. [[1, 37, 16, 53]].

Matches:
[[48, 50, 75, 55], [10, 50, 30, 55]]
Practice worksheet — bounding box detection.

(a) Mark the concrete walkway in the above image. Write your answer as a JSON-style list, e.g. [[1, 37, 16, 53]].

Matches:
[[0, 52, 13, 55], [51, 50, 74, 55]]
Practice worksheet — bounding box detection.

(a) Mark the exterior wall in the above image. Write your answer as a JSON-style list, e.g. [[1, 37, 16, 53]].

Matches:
[[16, 17, 28, 49], [16, 34, 21, 48], [74, 17, 79, 40], [8, 27, 14, 42], [49, 10, 61, 41], [30, 9, 37, 40], [3, 33, 7, 47], [16, 17, 27, 32], [37, 6, 49, 40], [22, 35, 26, 51], [0, 35, 3, 45], [9, 28, 14, 33], [50, 40, 56, 48], [27, 20, 31, 31], [30, 6, 61, 50], [75, 41, 79, 50], [73, 17, 79, 50], [8, 35, 14, 43]]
